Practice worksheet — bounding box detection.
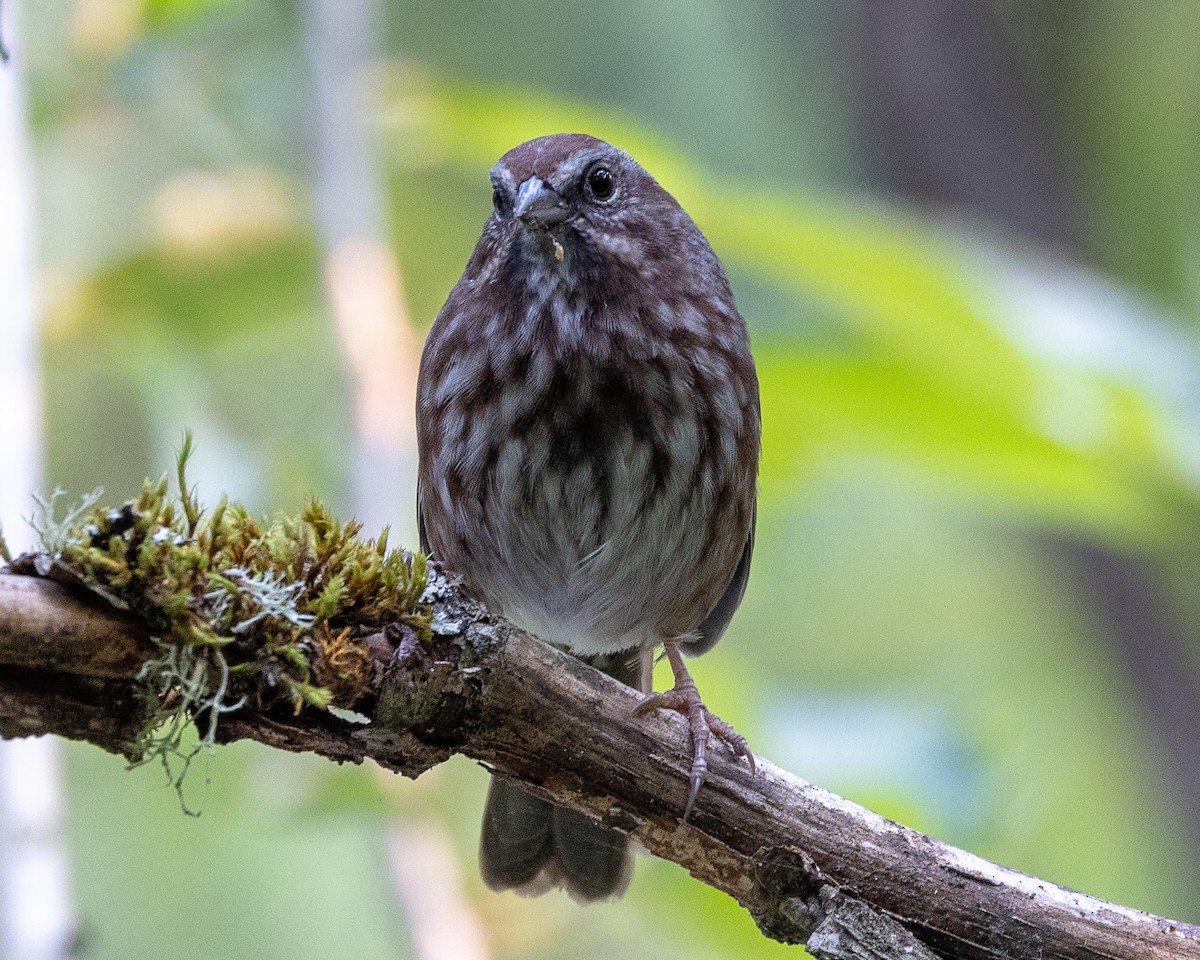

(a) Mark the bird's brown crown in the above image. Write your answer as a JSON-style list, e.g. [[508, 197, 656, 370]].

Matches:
[[495, 133, 609, 184]]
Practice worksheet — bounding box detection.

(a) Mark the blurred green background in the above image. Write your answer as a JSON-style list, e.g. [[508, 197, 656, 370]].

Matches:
[[7, 0, 1200, 957]]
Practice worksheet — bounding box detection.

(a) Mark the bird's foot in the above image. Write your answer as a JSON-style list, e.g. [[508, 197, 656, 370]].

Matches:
[[632, 639, 755, 820]]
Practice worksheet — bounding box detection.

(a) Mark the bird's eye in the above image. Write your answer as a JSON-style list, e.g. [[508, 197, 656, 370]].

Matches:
[[492, 186, 508, 214], [584, 165, 615, 201]]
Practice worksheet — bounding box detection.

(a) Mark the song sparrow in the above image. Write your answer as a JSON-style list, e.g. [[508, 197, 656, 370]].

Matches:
[[416, 133, 760, 901]]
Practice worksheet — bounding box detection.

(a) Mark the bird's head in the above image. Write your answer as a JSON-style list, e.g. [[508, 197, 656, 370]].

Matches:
[[482, 133, 701, 298]]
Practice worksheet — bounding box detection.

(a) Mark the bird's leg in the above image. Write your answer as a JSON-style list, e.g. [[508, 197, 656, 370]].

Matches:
[[632, 639, 755, 820]]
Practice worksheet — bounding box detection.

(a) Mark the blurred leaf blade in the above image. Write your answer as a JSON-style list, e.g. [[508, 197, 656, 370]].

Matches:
[[380, 75, 1195, 544], [145, 0, 242, 27], [758, 348, 1180, 541]]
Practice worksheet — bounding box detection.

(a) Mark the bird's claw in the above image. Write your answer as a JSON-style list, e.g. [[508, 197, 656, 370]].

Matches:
[[634, 667, 755, 821]]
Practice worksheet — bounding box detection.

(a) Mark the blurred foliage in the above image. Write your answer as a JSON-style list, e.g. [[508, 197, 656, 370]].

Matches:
[[1064, 0, 1200, 309], [380, 77, 1199, 545], [13, 0, 1200, 957], [144, 0, 238, 26]]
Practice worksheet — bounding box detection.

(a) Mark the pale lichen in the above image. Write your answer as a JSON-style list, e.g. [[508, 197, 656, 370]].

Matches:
[[28, 486, 104, 557]]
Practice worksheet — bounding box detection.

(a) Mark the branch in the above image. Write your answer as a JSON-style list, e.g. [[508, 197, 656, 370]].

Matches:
[[0, 569, 1197, 960]]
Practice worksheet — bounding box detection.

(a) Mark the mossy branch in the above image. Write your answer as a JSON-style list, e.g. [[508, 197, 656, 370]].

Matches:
[[0, 451, 1197, 959], [0, 435, 429, 805]]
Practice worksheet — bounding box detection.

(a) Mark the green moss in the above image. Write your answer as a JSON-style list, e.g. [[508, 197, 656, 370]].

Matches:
[[26, 432, 431, 810]]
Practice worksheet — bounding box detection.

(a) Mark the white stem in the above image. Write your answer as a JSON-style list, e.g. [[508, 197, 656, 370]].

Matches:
[[0, 0, 40, 542], [0, 5, 77, 960], [387, 824, 490, 960], [301, 0, 420, 540], [0, 741, 75, 960]]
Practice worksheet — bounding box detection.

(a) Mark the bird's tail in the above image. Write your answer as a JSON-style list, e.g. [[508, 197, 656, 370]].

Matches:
[[479, 778, 631, 901], [478, 650, 642, 902]]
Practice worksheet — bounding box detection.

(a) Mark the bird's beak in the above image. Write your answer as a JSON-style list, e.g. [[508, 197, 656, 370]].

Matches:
[[512, 177, 570, 227]]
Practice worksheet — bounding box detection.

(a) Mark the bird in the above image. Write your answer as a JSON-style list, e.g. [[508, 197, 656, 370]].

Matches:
[[415, 133, 760, 901]]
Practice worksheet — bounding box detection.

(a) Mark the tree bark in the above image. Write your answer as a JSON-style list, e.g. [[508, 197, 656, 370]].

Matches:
[[0, 570, 1197, 960]]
